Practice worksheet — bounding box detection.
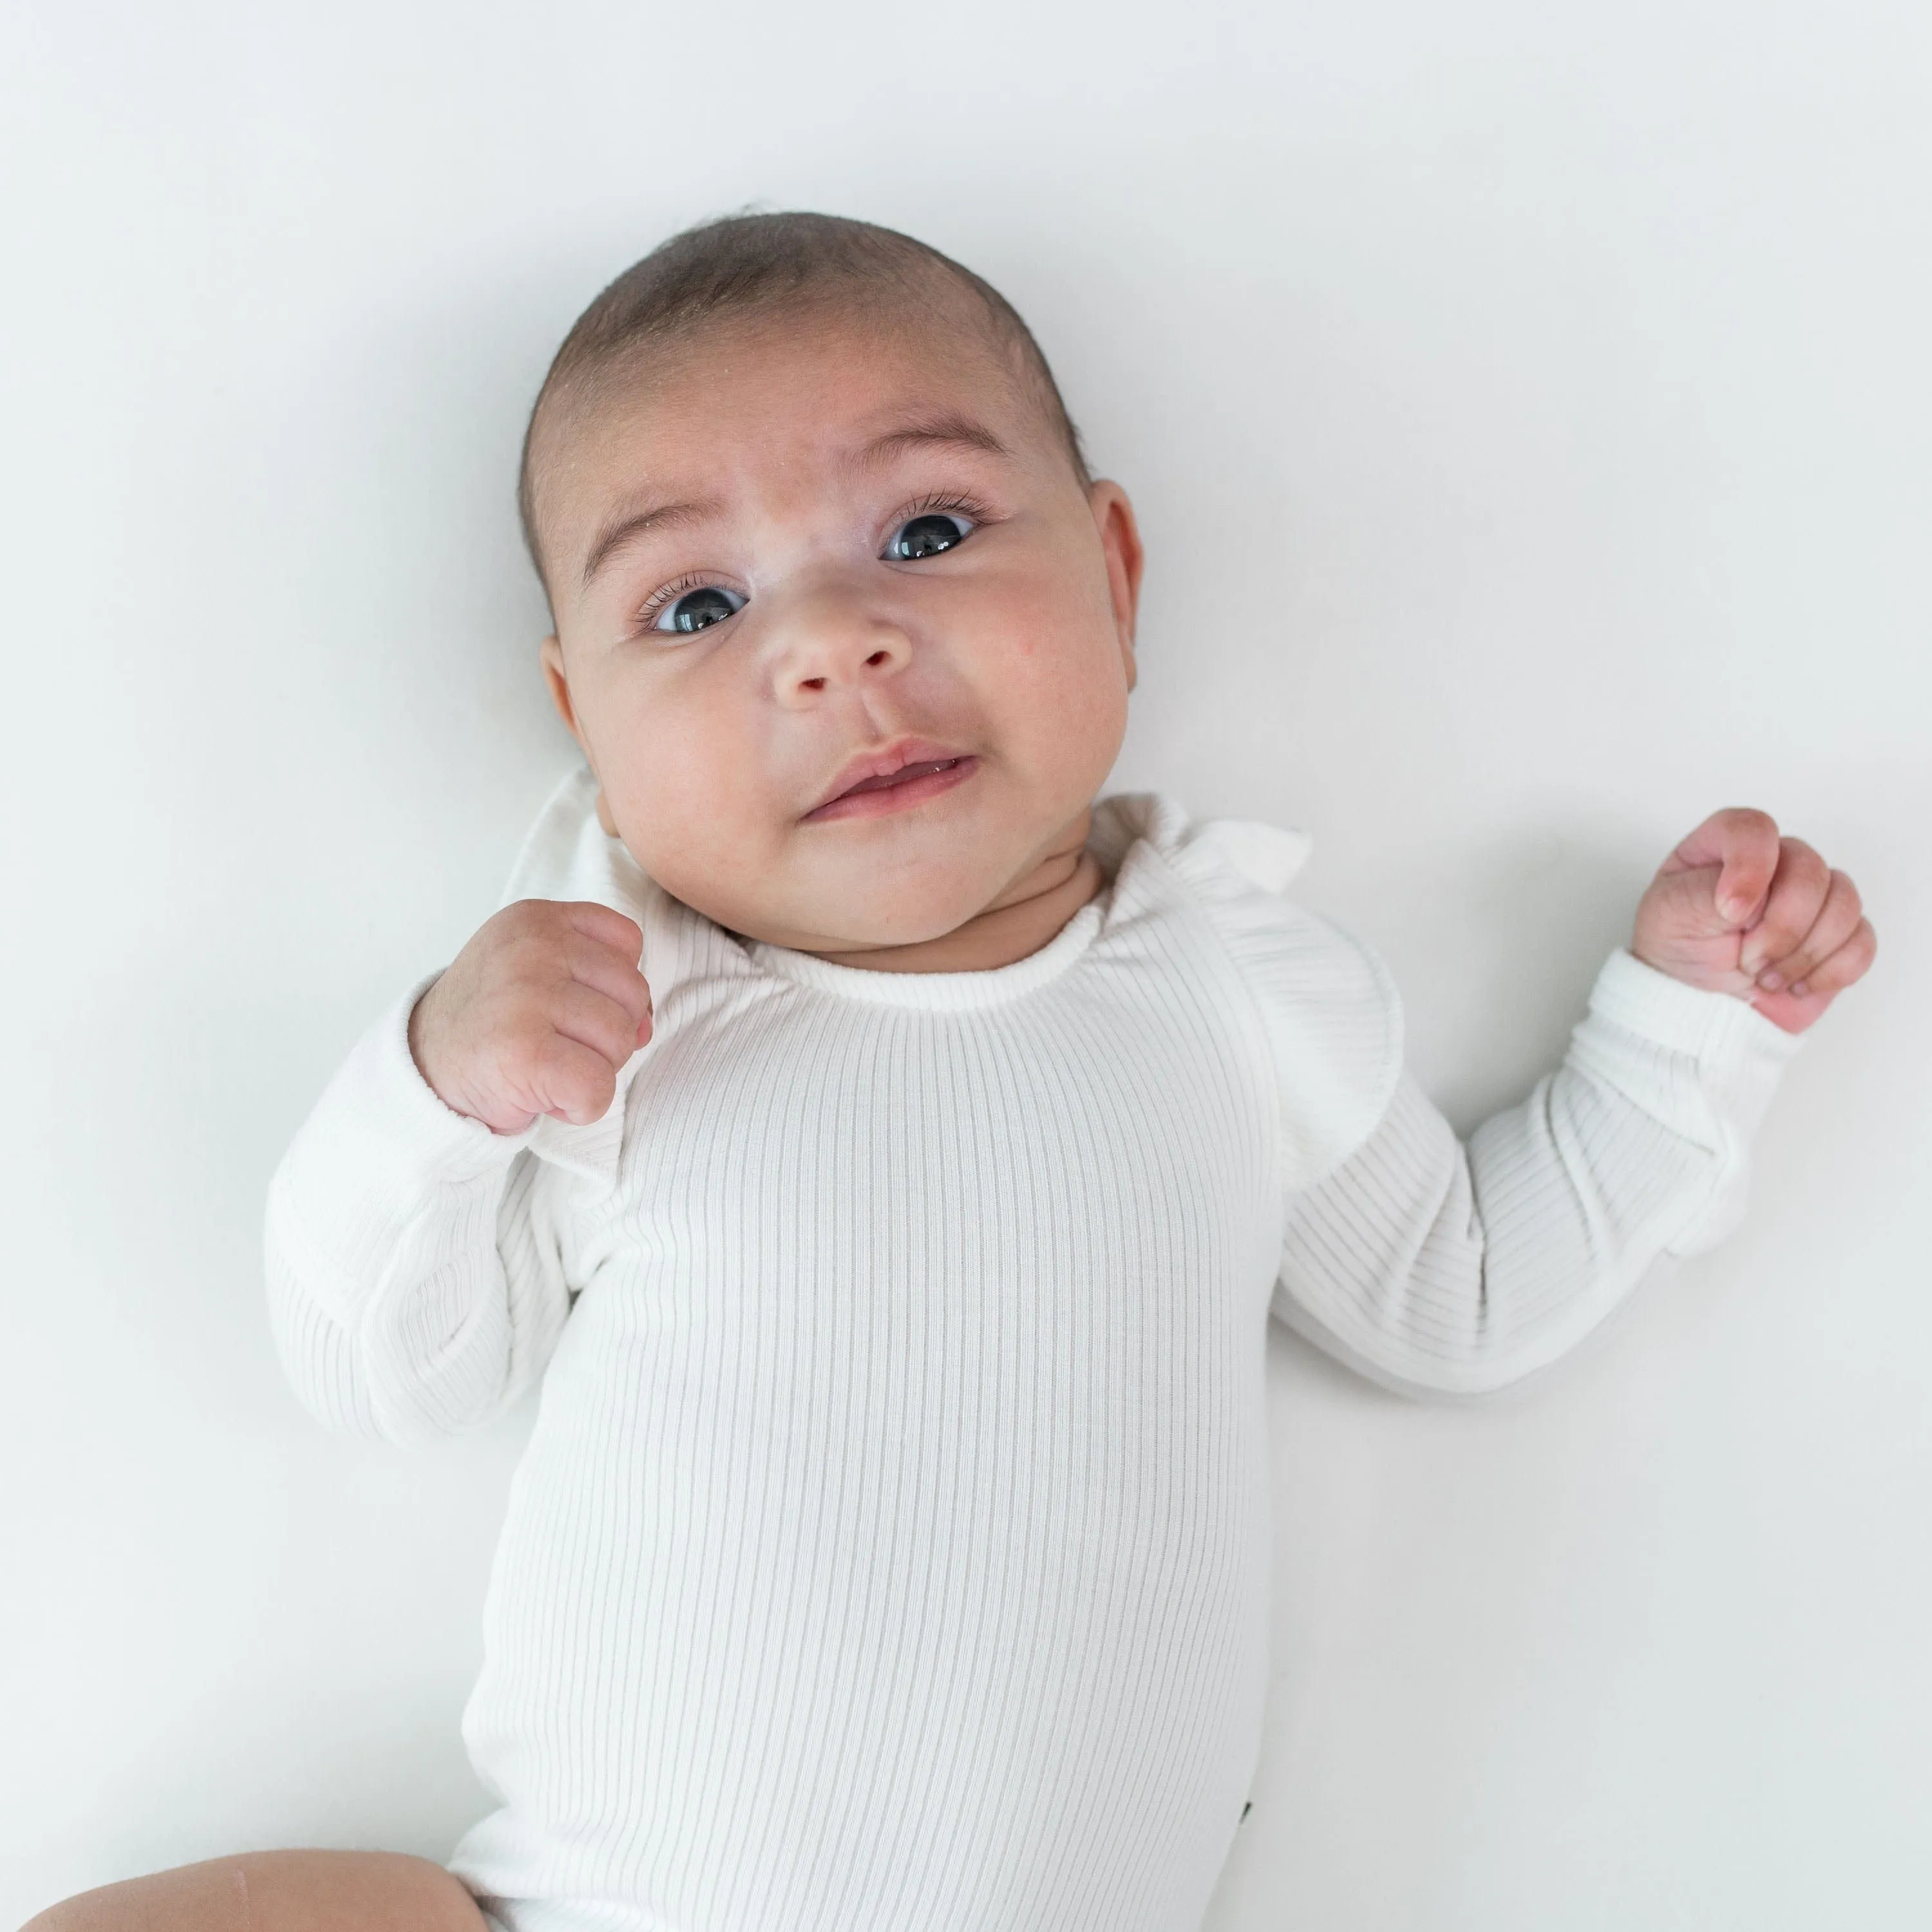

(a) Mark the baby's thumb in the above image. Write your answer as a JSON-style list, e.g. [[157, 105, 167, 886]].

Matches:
[[1643, 861, 1743, 943], [1712, 854, 1774, 930]]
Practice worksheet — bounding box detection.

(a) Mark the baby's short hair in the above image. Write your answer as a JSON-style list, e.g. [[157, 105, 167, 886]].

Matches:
[[518, 209, 1091, 603]]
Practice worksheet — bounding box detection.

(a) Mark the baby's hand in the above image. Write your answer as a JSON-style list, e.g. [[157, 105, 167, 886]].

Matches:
[[408, 901, 653, 1133], [1631, 808, 1877, 1035]]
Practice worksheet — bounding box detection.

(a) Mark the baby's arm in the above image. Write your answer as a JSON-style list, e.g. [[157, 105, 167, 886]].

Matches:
[[1271, 808, 1873, 1399], [1271, 964, 1795, 1399], [265, 902, 651, 1444]]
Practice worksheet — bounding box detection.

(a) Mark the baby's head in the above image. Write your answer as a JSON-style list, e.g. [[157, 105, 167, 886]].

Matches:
[[521, 211, 1143, 962]]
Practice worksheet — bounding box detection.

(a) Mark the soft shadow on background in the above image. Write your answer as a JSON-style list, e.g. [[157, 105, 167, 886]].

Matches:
[[3, 2, 1927, 1926]]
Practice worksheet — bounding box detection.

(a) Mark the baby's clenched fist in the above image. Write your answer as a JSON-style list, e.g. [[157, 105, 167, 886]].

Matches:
[[408, 900, 652, 1134], [1631, 807, 1875, 1036]]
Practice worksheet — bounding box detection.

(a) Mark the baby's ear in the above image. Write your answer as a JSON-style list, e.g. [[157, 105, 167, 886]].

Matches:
[[542, 633, 616, 833], [540, 633, 584, 742], [1088, 480, 1144, 664]]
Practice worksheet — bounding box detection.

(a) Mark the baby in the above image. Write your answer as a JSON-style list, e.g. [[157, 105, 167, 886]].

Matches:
[[32, 213, 1876, 1932]]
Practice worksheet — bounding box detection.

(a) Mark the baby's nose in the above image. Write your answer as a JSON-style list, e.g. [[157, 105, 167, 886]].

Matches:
[[768, 580, 913, 699]]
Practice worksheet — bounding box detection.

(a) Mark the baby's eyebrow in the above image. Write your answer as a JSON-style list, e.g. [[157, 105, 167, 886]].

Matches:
[[580, 498, 724, 593], [852, 414, 1010, 469]]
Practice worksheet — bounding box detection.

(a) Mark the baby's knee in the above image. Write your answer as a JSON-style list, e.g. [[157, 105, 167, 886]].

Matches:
[[23, 1849, 489, 1932]]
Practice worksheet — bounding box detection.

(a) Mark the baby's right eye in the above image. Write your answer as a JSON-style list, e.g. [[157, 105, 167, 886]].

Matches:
[[653, 585, 746, 634]]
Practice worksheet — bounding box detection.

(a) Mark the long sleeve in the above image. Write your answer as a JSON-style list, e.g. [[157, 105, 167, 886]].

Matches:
[[1269, 945, 1808, 1399], [263, 975, 576, 1446]]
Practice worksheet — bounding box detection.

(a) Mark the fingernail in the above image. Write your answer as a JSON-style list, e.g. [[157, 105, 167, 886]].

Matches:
[[1757, 969, 1783, 991], [1790, 980, 1810, 998]]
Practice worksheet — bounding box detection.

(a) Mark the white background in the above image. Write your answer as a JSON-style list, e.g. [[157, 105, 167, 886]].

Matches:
[[3, 1, 1927, 1925]]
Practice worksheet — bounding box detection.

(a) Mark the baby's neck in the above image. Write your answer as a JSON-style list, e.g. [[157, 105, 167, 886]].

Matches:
[[802, 810, 1108, 975]]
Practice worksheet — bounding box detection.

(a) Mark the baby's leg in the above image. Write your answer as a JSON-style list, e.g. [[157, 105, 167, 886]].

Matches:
[[22, 1849, 491, 1931]]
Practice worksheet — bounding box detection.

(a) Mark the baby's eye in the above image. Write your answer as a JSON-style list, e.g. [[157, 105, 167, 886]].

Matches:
[[654, 585, 746, 634], [884, 511, 974, 561]]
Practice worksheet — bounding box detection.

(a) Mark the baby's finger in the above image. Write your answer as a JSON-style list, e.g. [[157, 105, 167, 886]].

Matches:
[[1737, 838, 1831, 976], [1748, 869, 1862, 994], [1669, 808, 1780, 924], [560, 901, 645, 963], [1784, 916, 1878, 1001], [529, 1032, 620, 1128], [549, 982, 647, 1072], [564, 932, 654, 1031]]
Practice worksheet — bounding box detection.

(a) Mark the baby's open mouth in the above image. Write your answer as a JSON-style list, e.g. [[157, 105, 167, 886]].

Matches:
[[804, 754, 980, 824], [840, 758, 960, 798]]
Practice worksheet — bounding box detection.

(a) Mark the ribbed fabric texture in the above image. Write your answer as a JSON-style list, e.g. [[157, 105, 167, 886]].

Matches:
[[264, 770, 1805, 1932]]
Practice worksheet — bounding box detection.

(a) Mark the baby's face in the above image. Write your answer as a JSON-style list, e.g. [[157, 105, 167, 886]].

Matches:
[[534, 299, 1142, 955]]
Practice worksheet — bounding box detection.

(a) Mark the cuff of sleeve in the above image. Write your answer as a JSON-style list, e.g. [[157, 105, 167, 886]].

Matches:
[[283, 973, 538, 1224], [1587, 947, 1806, 1075], [267, 974, 538, 1320]]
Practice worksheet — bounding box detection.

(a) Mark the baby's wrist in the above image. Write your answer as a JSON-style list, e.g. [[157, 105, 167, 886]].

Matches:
[[1627, 939, 1734, 998], [408, 976, 525, 1133], [405, 975, 448, 1092]]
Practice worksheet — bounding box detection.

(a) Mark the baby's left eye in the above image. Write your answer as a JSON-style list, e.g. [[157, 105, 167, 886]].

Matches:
[[884, 511, 975, 561], [654, 585, 745, 634]]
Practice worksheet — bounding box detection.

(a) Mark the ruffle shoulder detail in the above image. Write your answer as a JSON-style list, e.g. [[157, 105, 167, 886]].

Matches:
[[1104, 792, 1405, 1198]]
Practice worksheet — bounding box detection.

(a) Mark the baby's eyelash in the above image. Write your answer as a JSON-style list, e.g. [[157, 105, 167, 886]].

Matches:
[[635, 571, 728, 631], [891, 491, 994, 529]]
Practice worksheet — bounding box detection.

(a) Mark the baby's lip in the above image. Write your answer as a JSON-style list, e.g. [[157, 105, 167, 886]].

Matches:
[[806, 735, 974, 818]]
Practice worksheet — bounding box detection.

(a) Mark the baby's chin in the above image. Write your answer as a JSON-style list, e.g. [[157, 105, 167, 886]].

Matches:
[[634, 831, 1002, 956], [721, 867, 998, 955]]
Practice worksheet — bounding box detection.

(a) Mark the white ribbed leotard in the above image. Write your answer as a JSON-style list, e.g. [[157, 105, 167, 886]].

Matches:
[[265, 772, 1803, 1932]]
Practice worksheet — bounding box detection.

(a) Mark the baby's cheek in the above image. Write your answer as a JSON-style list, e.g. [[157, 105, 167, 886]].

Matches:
[[627, 810, 779, 935], [1002, 603, 1130, 762]]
